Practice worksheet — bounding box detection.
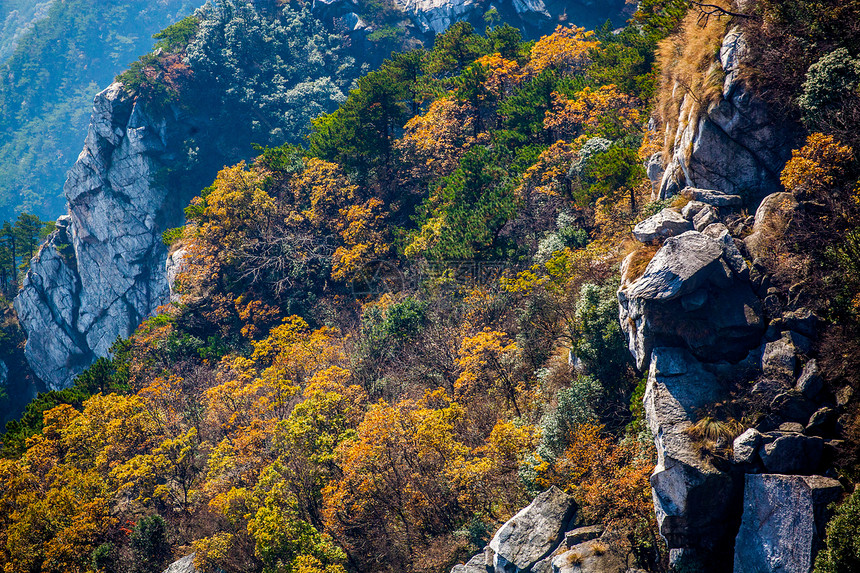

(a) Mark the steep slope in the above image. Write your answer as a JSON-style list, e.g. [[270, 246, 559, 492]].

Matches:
[[649, 11, 798, 204], [14, 85, 188, 388], [624, 3, 860, 569], [0, 0, 627, 225], [13, 0, 627, 391]]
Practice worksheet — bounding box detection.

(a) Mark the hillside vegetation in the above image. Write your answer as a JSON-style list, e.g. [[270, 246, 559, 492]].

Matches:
[[0, 4, 682, 570], [3, 0, 860, 572], [0, 0, 53, 61], [0, 0, 199, 222]]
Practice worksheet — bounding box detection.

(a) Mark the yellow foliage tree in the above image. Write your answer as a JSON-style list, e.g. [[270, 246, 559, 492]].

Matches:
[[544, 85, 641, 139], [455, 329, 526, 416], [525, 25, 600, 79], [475, 53, 521, 99], [780, 132, 854, 200], [395, 96, 479, 185]]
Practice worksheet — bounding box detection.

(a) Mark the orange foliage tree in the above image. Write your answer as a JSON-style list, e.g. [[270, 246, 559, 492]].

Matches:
[[524, 26, 600, 78], [544, 85, 642, 140]]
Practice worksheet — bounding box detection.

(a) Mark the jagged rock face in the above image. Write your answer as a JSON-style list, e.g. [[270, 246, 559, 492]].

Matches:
[[14, 219, 91, 388], [393, 0, 484, 34], [733, 474, 842, 573], [643, 347, 739, 564], [658, 28, 795, 203], [15, 83, 188, 390], [319, 0, 627, 36], [0, 360, 7, 389], [452, 488, 630, 573], [618, 230, 764, 371]]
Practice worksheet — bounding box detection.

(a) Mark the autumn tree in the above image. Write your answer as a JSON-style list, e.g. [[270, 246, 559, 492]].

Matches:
[[395, 96, 480, 187], [455, 329, 524, 416], [523, 25, 600, 79], [544, 85, 641, 140]]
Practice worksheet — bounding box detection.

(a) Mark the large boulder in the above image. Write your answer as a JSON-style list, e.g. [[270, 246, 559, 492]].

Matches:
[[732, 428, 763, 464], [761, 334, 799, 382], [451, 552, 490, 573], [744, 192, 799, 260], [733, 474, 842, 573], [632, 208, 692, 243], [627, 231, 724, 301], [551, 536, 628, 573], [759, 434, 824, 475], [683, 187, 743, 208], [619, 232, 764, 370], [488, 486, 576, 573], [643, 348, 739, 570]]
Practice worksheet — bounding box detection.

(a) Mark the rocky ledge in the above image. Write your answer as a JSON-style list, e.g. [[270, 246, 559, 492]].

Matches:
[[451, 486, 633, 573], [653, 28, 797, 204]]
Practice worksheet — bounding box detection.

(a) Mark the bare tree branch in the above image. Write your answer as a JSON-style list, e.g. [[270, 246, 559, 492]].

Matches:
[[689, 1, 759, 26]]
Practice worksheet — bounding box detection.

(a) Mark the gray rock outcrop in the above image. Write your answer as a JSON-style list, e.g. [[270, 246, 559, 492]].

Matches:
[[759, 434, 824, 475], [684, 188, 743, 208], [166, 247, 187, 304], [643, 347, 738, 563], [448, 487, 639, 573], [15, 83, 188, 389], [744, 192, 799, 260], [658, 28, 795, 203], [551, 536, 628, 573], [733, 474, 842, 573], [163, 554, 197, 573], [632, 208, 692, 243], [618, 231, 764, 370], [488, 486, 576, 572], [395, 0, 485, 34]]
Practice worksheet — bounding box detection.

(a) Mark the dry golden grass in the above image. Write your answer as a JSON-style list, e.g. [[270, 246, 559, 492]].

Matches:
[[591, 540, 608, 555], [685, 416, 745, 459], [656, 2, 732, 161], [566, 550, 585, 565], [623, 243, 660, 284], [671, 194, 691, 209]]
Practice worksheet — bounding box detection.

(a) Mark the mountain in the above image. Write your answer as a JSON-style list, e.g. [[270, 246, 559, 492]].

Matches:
[[10, 0, 629, 391], [0, 0, 628, 225], [4, 0, 860, 572]]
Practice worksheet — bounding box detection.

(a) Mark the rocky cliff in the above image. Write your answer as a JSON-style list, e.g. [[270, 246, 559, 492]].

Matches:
[[14, 83, 196, 389], [653, 28, 798, 204], [621, 188, 845, 572], [624, 19, 851, 572], [318, 0, 628, 38]]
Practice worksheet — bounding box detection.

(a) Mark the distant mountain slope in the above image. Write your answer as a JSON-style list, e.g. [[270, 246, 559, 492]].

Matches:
[[0, 0, 200, 223], [0, 0, 54, 61]]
